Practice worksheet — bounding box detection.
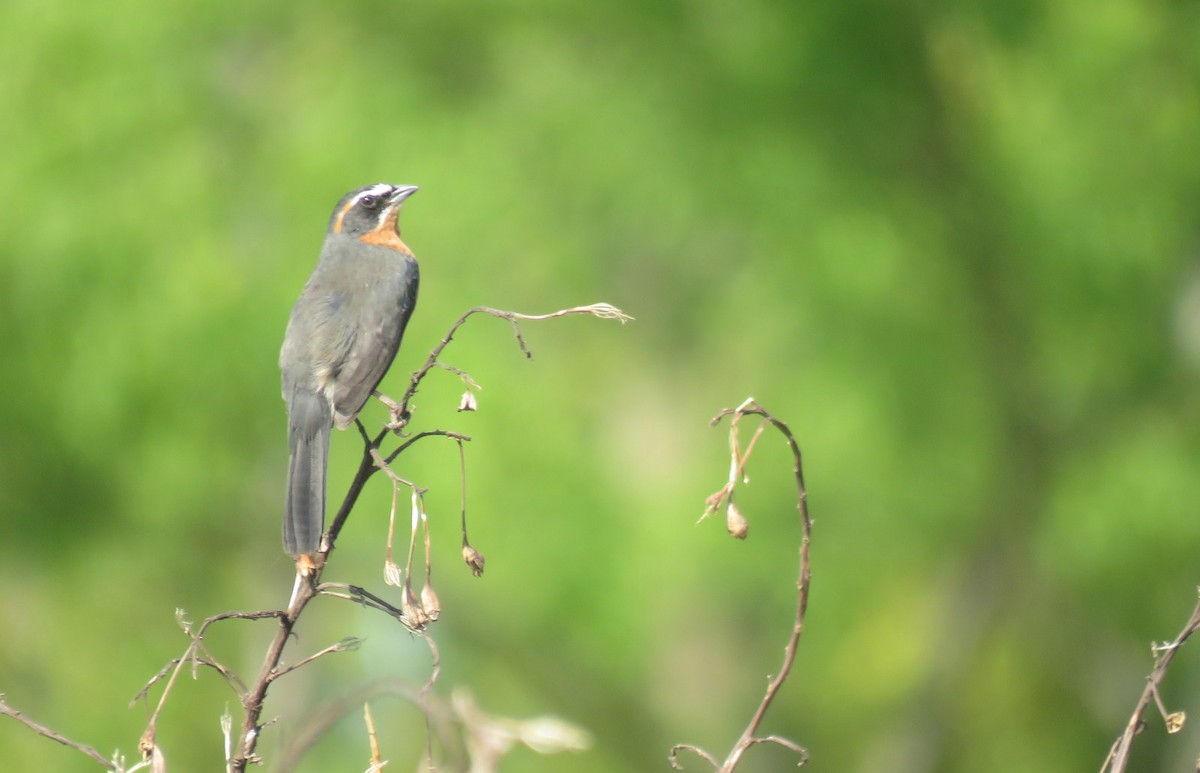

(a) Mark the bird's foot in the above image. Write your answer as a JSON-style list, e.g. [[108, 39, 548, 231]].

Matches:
[[372, 389, 410, 431]]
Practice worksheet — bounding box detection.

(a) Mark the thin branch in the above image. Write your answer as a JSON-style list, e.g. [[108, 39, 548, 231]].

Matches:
[[456, 438, 469, 540], [675, 399, 811, 772], [325, 443, 385, 551], [134, 608, 285, 763], [367, 449, 435, 629], [131, 655, 245, 705], [230, 583, 316, 771], [364, 702, 385, 771], [669, 743, 720, 771], [319, 583, 412, 626], [1101, 589, 1200, 773], [384, 430, 472, 467], [397, 303, 632, 420], [275, 677, 461, 773], [272, 638, 364, 682], [456, 435, 486, 576], [0, 303, 628, 773], [4, 303, 629, 772], [0, 695, 118, 770], [432, 361, 482, 391]]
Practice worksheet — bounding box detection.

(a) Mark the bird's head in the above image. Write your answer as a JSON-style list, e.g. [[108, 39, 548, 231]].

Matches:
[[329, 183, 419, 253]]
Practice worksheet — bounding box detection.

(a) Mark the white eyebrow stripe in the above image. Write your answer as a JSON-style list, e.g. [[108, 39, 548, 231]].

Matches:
[[351, 183, 395, 207]]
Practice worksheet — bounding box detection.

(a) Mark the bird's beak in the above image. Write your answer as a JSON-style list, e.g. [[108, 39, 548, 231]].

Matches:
[[388, 185, 419, 206]]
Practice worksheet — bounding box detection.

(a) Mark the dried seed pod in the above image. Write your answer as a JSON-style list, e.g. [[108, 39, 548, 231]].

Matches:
[[462, 543, 486, 576], [420, 582, 442, 622], [402, 582, 430, 630], [726, 502, 749, 539]]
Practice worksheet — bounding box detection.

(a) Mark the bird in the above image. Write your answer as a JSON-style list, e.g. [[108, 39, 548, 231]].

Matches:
[[279, 183, 420, 557]]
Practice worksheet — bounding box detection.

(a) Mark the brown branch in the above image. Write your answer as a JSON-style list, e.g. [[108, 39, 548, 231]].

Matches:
[[136, 609, 286, 762], [5, 303, 628, 772], [319, 582, 413, 626], [275, 676, 461, 773], [226, 472, 382, 769], [229, 587, 316, 770], [669, 743, 720, 771], [1101, 589, 1200, 773], [384, 430, 471, 467], [364, 702, 384, 771], [0, 694, 117, 770], [674, 398, 811, 771], [131, 655, 246, 705], [324, 441, 384, 551], [396, 303, 632, 421], [136, 611, 253, 705], [231, 305, 629, 768], [273, 637, 364, 682]]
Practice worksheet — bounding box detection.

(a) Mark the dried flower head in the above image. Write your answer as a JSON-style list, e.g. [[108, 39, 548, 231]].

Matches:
[[726, 502, 749, 539], [402, 582, 430, 630], [463, 543, 486, 576], [421, 582, 442, 621]]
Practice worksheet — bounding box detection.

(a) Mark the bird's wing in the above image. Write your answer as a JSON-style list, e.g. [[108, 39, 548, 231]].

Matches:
[[328, 268, 419, 428], [328, 309, 410, 427]]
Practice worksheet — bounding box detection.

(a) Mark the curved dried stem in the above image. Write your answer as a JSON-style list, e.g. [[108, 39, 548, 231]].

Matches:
[[669, 743, 720, 770], [397, 303, 632, 421], [275, 676, 460, 773], [0, 695, 117, 770], [1101, 589, 1200, 772], [3, 303, 629, 772], [229, 304, 628, 769], [678, 398, 811, 771]]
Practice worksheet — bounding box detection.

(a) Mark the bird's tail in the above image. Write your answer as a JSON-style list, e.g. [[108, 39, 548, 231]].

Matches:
[[285, 391, 332, 556]]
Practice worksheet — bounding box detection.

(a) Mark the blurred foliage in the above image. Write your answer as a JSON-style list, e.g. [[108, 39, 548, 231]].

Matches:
[[2, 0, 1200, 771]]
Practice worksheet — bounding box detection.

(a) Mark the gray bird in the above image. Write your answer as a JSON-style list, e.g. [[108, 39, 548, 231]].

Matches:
[[280, 183, 420, 556]]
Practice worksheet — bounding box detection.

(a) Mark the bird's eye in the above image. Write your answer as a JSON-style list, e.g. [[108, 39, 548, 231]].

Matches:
[[360, 195, 379, 209]]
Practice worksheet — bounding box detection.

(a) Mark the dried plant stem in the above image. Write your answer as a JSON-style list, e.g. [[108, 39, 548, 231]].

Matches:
[[275, 677, 460, 773], [399, 303, 632, 419], [1101, 590, 1200, 773], [230, 303, 628, 769], [2, 303, 630, 772], [0, 695, 116, 770], [672, 398, 811, 771]]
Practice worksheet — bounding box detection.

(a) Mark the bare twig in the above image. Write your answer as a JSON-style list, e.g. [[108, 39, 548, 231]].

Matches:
[[319, 583, 418, 629], [433, 361, 482, 391], [132, 609, 281, 709], [669, 743, 720, 771], [383, 430, 471, 467], [5, 303, 629, 772], [1101, 589, 1200, 772], [0, 694, 117, 770], [131, 656, 245, 705], [275, 677, 462, 773], [397, 303, 632, 420], [136, 609, 286, 763], [273, 638, 363, 681], [673, 398, 811, 771], [230, 584, 316, 771], [364, 702, 386, 771]]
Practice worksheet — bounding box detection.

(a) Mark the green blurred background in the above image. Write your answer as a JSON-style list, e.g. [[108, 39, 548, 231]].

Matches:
[[3, 0, 1200, 770]]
